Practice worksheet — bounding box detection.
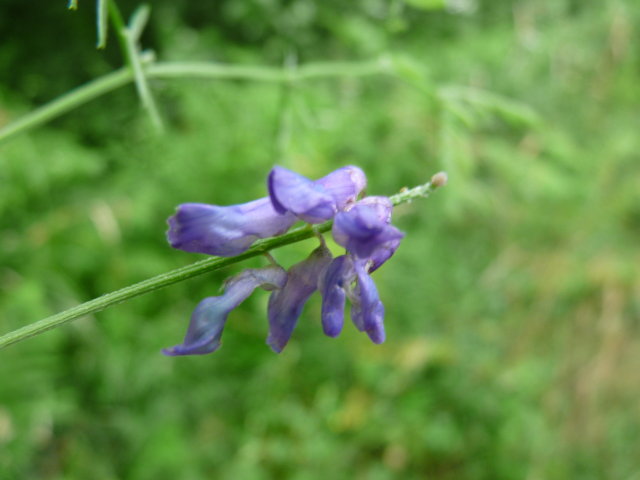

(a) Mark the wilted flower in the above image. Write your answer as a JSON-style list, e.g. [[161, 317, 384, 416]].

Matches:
[[164, 166, 403, 356]]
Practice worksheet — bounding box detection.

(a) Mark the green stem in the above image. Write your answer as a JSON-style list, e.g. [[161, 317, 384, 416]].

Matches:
[[0, 176, 444, 350], [150, 59, 390, 81], [96, 0, 109, 48], [108, 2, 163, 131], [123, 5, 163, 131], [0, 58, 392, 145], [0, 68, 132, 144], [106, 0, 127, 48]]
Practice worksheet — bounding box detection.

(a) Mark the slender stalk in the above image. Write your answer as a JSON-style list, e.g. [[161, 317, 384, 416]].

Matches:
[[272, 52, 297, 164], [150, 59, 391, 82], [0, 58, 392, 145], [110, 2, 163, 131], [127, 3, 150, 40], [0, 68, 132, 144], [0, 177, 444, 350], [106, 0, 127, 52], [96, 0, 109, 48]]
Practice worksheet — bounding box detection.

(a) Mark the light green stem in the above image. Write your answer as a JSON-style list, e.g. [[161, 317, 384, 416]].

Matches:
[[0, 58, 392, 145], [0, 68, 132, 144], [96, 0, 109, 48], [119, 4, 164, 131], [0, 176, 444, 350]]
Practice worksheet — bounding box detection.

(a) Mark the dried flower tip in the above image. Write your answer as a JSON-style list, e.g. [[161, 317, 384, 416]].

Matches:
[[430, 171, 448, 188]]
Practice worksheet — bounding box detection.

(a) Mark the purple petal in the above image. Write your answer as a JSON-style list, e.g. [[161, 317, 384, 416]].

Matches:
[[332, 197, 404, 260], [368, 238, 402, 272], [268, 167, 336, 223], [267, 245, 333, 352], [167, 198, 297, 257], [319, 255, 355, 337], [163, 266, 287, 356], [351, 196, 393, 222], [315, 166, 367, 210], [332, 196, 393, 246], [350, 260, 386, 344], [267, 165, 367, 224]]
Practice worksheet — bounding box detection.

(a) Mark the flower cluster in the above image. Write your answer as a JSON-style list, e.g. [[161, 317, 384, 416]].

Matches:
[[163, 166, 404, 355]]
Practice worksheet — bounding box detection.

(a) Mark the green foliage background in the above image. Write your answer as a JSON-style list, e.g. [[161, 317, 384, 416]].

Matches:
[[1, 0, 639, 478]]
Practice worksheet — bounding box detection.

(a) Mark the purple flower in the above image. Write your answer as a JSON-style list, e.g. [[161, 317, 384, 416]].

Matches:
[[163, 265, 287, 356], [320, 256, 386, 344], [164, 165, 405, 356], [267, 167, 335, 223], [319, 254, 353, 337], [168, 166, 366, 257], [350, 259, 386, 343], [320, 197, 403, 344], [332, 196, 404, 261], [268, 165, 366, 223], [267, 244, 333, 353], [167, 199, 297, 257]]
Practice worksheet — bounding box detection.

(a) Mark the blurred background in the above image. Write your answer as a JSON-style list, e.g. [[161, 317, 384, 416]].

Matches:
[[1, 0, 639, 478]]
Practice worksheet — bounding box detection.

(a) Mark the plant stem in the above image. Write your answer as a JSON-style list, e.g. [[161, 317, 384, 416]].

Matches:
[[96, 0, 109, 48], [0, 68, 132, 144], [0, 177, 443, 350], [0, 58, 392, 145], [121, 4, 164, 131]]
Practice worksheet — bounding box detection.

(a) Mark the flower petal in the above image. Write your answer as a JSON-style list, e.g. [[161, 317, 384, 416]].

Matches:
[[319, 255, 351, 337], [319, 255, 355, 337], [268, 167, 336, 223], [267, 245, 333, 352], [167, 199, 297, 257], [332, 197, 404, 260], [368, 238, 402, 272], [315, 165, 367, 210], [268, 165, 367, 224], [351, 195, 393, 222], [163, 265, 287, 356], [350, 260, 386, 344]]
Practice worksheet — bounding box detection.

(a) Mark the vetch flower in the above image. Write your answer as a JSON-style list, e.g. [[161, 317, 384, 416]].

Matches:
[[167, 199, 297, 257], [164, 165, 413, 356], [314, 165, 367, 209], [350, 259, 386, 344], [267, 167, 335, 223], [319, 254, 353, 338], [168, 166, 366, 257], [163, 265, 286, 355], [268, 165, 367, 223], [267, 244, 333, 352], [320, 255, 387, 344], [332, 196, 403, 260], [320, 196, 404, 344]]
